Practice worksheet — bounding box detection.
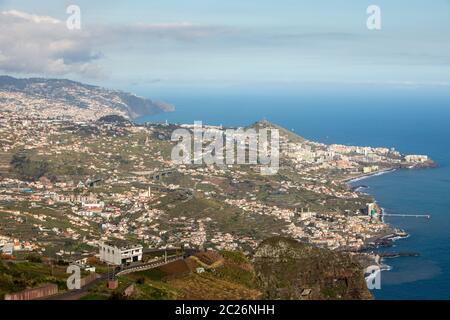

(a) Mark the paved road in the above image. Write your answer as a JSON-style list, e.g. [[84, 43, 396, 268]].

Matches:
[[116, 256, 183, 276]]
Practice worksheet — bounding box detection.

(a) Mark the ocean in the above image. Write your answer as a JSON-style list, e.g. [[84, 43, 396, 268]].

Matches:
[[139, 85, 450, 299]]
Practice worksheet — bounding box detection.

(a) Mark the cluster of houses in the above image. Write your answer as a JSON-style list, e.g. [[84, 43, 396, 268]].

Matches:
[[0, 235, 35, 256]]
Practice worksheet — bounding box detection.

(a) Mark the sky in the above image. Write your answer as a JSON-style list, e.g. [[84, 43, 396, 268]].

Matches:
[[1, 0, 450, 93]]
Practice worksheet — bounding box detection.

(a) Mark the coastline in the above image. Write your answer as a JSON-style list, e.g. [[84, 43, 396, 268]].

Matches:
[[343, 168, 397, 184], [343, 160, 437, 299], [343, 159, 436, 184], [344, 167, 408, 272], [344, 167, 407, 251], [345, 164, 435, 253]]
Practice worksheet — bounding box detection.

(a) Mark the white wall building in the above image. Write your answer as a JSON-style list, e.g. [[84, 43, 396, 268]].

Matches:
[[99, 243, 143, 265], [405, 155, 428, 163], [2, 243, 14, 255]]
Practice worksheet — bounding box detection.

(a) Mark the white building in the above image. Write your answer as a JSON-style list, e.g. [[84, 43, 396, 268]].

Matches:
[[367, 203, 377, 217], [99, 242, 143, 265], [2, 243, 14, 255], [298, 211, 316, 220], [405, 155, 428, 163]]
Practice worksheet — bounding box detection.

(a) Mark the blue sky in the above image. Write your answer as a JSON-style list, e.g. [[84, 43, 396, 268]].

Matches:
[[1, 0, 450, 93]]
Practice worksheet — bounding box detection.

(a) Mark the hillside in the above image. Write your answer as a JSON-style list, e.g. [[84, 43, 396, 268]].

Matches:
[[80, 240, 371, 300], [250, 119, 306, 144], [82, 250, 262, 300], [254, 237, 372, 300], [0, 76, 174, 121]]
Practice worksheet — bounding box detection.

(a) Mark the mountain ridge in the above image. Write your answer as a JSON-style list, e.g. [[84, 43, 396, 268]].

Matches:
[[0, 75, 174, 121]]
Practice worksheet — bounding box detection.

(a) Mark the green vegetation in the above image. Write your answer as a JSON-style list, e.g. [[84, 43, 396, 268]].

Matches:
[[253, 237, 372, 300], [219, 250, 249, 265], [214, 252, 256, 289], [82, 251, 261, 300], [10, 151, 54, 182], [0, 260, 67, 299]]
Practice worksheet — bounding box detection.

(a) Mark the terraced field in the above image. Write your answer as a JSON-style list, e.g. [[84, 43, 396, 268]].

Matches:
[[0, 151, 11, 175]]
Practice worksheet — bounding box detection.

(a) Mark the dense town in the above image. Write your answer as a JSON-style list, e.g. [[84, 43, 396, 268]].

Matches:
[[0, 109, 433, 265]]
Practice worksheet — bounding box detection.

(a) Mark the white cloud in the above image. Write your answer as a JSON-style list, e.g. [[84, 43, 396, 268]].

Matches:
[[2, 9, 60, 24], [0, 10, 102, 78], [0, 9, 229, 79]]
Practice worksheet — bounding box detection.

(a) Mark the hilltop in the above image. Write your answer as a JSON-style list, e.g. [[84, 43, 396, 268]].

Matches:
[[0, 76, 174, 121], [250, 119, 306, 144]]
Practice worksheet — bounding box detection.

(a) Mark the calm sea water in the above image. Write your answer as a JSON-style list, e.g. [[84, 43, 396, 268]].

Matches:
[[139, 86, 450, 299]]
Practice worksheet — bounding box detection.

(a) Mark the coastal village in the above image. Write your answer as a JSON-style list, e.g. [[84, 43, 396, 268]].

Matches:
[[0, 108, 433, 299]]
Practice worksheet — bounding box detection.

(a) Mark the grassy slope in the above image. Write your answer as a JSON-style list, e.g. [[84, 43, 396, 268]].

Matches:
[[82, 251, 262, 300], [0, 259, 68, 299]]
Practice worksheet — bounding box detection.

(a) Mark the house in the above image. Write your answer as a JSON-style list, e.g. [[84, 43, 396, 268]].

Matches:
[[39, 176, 53, 189], [367, 203, 378, 218], [196, 267, 205, 274], [2, 243, 14, 255], [82, 201, 104, 213], [405, 155, 428, 163], [99, 242, 143, 266], [72, 257, 96, 273], [77, 181, 86, 189]]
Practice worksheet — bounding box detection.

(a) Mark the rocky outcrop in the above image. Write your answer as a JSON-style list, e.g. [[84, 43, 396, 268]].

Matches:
[[253, 237, 372, 300]]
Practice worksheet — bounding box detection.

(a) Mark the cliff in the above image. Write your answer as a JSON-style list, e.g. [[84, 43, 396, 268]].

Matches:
[[253, 237, 372, 300]]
